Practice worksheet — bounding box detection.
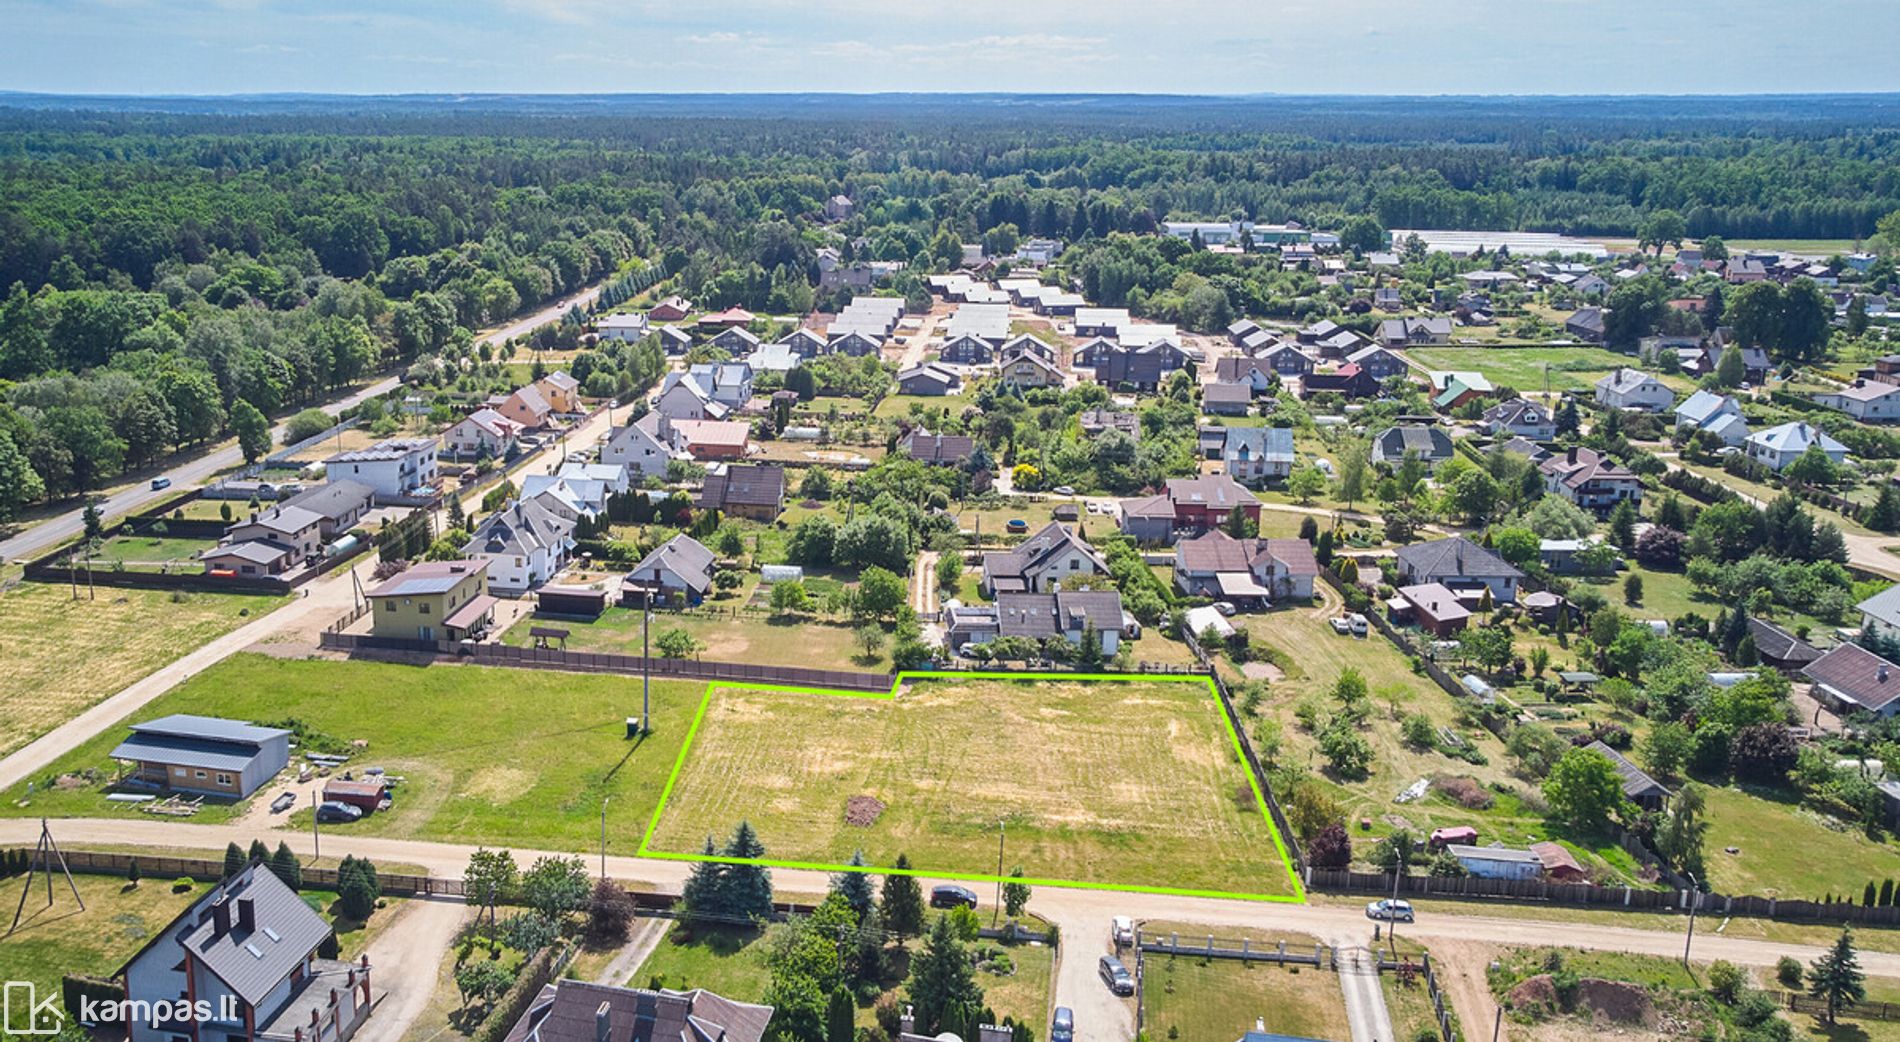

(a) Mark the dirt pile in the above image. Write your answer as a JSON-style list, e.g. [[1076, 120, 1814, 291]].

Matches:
[[1507, 974, 1561, 1017], [844, 794, 885, 826], [1574, 978, 1655, 1026]]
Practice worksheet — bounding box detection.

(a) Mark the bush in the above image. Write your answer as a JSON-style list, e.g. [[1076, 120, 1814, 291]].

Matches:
[[173, 876, 195, 893], [1707, 960, 1745, 1004], [1776, 956, 1803, 989]]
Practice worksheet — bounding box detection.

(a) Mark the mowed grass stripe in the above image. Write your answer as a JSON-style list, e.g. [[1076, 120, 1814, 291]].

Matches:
[[641, 673, 1302, 901]]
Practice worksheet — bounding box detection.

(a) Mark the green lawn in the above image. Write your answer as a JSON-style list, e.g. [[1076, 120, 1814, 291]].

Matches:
[[500, 605, 886, 670], [0, 583, 285, 759], [1406, 346, 1641, 394], [81, 533, 221, 571], [1140, 950, 1346, 1042], [631, 922, 774, 995], [1, 654, 705, 856], [1698, 785, 1900, 900], [645, 677, 1297, 897]]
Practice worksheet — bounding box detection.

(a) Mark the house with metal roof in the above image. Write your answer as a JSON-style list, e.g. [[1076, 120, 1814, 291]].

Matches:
[[628, 534, 715, 606], [1674, 390, 1749, 445], [1812, 379, 1900, 423], [1202, 381, 1253, 416], [897, 362, 962, 396], [501, 979, 771, 1042], [1803, 643, 1900, 720], [1586, 740, 1672, 810], [1219, 426, 1296, 485], [110, 714, 291, 800], [367, 559, 495, 641], [981, 522, 1108, 595], [995, 590, 1127, 655], [1747, 421, 1849, 472], [462, 499, 575, 594], [1396, 536, 1522, 603], [1594, 368, 1674, 412], [120, 864, 371, 1042], [1445, 843, 1545, 881]]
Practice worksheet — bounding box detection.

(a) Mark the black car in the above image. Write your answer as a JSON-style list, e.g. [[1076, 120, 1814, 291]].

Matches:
[[315, 800, 363, 824], [1098, 955, 1135, 996], [929, 884, 979, 910]]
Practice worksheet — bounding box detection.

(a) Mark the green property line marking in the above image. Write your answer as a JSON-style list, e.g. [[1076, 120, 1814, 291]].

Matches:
[[635, 670, 1306, 904]]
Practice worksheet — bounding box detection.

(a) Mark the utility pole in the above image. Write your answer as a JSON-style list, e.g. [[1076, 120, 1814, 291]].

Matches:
[[641, 595, 651, 734], [600, 796, 612, 878], [1389, 843, 1407, 959], [311, 791, 320, 862], [1683, 872, 1699, 967], [992, 819, 1005, 926]]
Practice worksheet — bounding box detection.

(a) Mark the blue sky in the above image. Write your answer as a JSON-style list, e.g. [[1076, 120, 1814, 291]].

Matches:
[[3, 0, 1897, 96]]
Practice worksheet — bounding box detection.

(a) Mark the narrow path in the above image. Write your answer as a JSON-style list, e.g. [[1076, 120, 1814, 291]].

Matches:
[[349, 897, 472, 1042], [1336, 946, 1396, 1042], [592, 917, 669, 986], [913, 550, 940, 617]]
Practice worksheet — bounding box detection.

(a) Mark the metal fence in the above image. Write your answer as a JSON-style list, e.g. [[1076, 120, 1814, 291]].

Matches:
[[1135, 928, 1331, 968], [16, 849, 464, 897], [1786, 994, 1900, 1021]]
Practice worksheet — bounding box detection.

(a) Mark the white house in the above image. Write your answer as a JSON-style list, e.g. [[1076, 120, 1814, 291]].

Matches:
[[654, 373, 730, 422], [444, 408, 522, 459], [595, 312, 649, 342], [323, 437, 438, 500], [1594, 368, 1675, 411], [462, 498, 575, 594], [1674, 390, 1749, 446], [601, 411, 675, 478], [687, 362, 754, 408], [1814, 380, 1900, 423], [1746, 421, 1849, 472]]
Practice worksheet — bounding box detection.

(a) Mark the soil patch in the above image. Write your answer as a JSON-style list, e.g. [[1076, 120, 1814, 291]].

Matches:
[[845, 794, 885, 826], [1574, 978, 1654, 1027]]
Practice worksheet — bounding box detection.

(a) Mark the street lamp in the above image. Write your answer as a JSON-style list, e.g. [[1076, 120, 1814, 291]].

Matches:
[[992, 819, 1006, 926], [1683, 872, 1699, 967], [600, 795, 612, 878]]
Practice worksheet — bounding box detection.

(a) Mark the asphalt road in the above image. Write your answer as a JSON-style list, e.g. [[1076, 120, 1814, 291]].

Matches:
[[0, 284, 602, 567]]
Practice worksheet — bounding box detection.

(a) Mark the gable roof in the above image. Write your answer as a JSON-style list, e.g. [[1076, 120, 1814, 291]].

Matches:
[[1675, 389, 1738, 426], [147, 866, 333, 1006], [1586, 740, 1672, 800], [1222, 425, 1296, 464], [699, 465, 785, 512], [503, 979, 773, 1042], [900, 430, 975, 464], [1750, 421, 1848, 455], [464, 499, 574, 558], [632, 534, 715, 593], [996, 590, 1124, 639], [1597, 368, 1663, 395], [1374, 425, 1454, 459], [1747, 617, 1821, 665]]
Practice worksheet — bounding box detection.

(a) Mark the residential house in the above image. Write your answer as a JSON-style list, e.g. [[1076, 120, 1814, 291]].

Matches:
[[199, 540, 296, 577], [656, 326, 693, 355], [829, 330, 883, 357], [1572, 273, 1611, 297], [1431, 371, 1494, 412], [1395, 536, 1522, 603], [1095, 345, 1171, 392], [1540, 446, 1643, 513], [1260, 342, 1315, 378], [896, 363, 961, 396], [445, 408, 524, 459], [601, 412, 675, 479], [1374, 287, 1404, 312], [1565, 308, 1606, 343], [1377, 317, 1451, 347], [1814, 380, 1900, 423], [687, 362, 755, 409], [1079, 409, 1139, 439], [995, 590, 1126, 655], [324, 437, 438, 501], [1214, 356, 1274, 394], [110, 714, 291, 800], [778, 328, 830, 358], [1173, 530, 1318, 604], [744, 343, 802, 374], [1858, 584, 1900, 646], [698, 464, 785, 521], [894, 432, 973, 470], [120, 865, 372, 1042], [627, 534, 715, 606], [999, 334, 1059, 363], [648, 296, 692, 322], [277, 481, 372, 540], [1348, 345, 1411, 381], [697, 306, 755, 330], [521, 471, 613, 523], [367, 559, 495, 641], [462, 498, 575, 594], [1674, 390, 1750, 446], [1220, 426, 1296, 485], [500, 980, 771, 1042], [654, 372, 730, 422], [1298, 362, 1380, 399], [1392, 582, 1471, 637], [1587, 740, 1672, 810], [536, 370, 582, 414], [223, 503, 327, 565], [1118, 475, 1261, 543], [1445, 844, 1544, 881], [1594, 368, 1675, 411], [1483, 399, 1555, 440], [999, 345, 1063, 390], [595, 312, 648, 342], [824, 194, 854, 221], [1315, 327, 1372, 358], [1803, 643, 1900, 720], [981, 522, 1109, 594], [939, 333, 995, 365], [1746, 421, 1848, 472], [671, 420, 751, 461], [1071, 336, 1120, 369], [495, 384, 554, 430], [1227, 319, 1262, 345], [1202, 382, 1253, 416], [1370, 425, 1455, 470]]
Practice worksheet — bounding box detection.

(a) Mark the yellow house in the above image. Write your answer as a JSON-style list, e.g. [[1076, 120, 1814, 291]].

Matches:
[[536, 370, 583, 414], [367, 559, 496, 642]]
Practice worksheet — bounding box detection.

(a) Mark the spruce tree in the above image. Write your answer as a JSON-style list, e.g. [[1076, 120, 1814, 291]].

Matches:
[[826, 986, 855, 1042], [223, 842, 246, 879], [721, 822, 775, 919], [126, 858, 141, 887], [906, 915, 986, 1036], [831, 850, 876, 923], [1869, 484, 1900, 534], [248, 839, 270, 866], [270, 842, 303, 890], [681, 837, 727, 919], [881, 853, 926, 942], [1810, 928, 1866, 1024]]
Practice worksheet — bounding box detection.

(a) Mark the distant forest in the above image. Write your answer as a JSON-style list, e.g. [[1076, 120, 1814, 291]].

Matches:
[[0, 93, 1897, 515]]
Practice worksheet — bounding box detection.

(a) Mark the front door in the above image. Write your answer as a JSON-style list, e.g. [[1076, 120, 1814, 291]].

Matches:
[[418, 626, 435, 641]]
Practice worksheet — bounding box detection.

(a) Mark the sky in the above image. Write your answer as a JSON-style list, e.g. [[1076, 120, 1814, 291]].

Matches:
[[3, 0, 1898, 97]]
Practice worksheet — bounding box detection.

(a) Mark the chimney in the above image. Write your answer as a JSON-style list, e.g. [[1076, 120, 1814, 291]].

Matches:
[[900, 1006, 916, 1037], [1256, 1019, 1267, 1033], [211, 899, 232, 937], [1880, 665, 1890, 684], [596, 1002, 613, 1042], [237, 898, 255, 934]]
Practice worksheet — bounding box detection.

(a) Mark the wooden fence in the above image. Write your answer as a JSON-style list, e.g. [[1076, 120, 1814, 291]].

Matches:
[[1786, 994, 1900, 1021], [16, 849, 465, 897]]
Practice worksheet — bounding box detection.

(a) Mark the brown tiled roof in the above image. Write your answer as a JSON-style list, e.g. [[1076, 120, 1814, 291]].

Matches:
[[1803, 643, 1900, 713], [698, 465, 785, 511]]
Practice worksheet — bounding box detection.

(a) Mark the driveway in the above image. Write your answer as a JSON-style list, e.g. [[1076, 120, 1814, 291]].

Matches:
[[348, 897, 473, 1042]]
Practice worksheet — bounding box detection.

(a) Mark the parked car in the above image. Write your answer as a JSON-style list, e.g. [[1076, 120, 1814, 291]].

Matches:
[[269, 791, 297, 814], [1098, 955, 1135, 996], [1053, 486, 1075, 496], [1050, 1007, 1074, 1042], [1111, 916, 1135, 947], [1330, 616, 1353, 635], [1349, 613, 1369, 636], [1365, 899, 1414, 923], [315, 801, 363, 824], [1212, 602, 1237, 617], [930, 884, 979, 910], [149, 476, 172, 490]]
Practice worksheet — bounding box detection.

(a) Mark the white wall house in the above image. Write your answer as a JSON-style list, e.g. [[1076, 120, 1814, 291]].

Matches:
[[323, 437, 438, 500], [1594, 368, 1675, 411], [1746, 421, 1849, 472], [1814, 380, 1900, 423], [601, 412, 675, 478]]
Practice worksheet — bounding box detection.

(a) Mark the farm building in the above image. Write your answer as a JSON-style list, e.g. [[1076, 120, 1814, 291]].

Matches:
[[110, 714, 291, 800]]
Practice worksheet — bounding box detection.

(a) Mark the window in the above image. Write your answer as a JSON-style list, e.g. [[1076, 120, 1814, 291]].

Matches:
[[382, 601, 394, 611], [419, 603, 430, 614], [216, 773, 233, 787], [194, 770, 207, 779], [173, 766, 188, 778]]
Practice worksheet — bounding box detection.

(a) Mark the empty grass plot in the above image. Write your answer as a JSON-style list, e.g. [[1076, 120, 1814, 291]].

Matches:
[[640, 673, 1301, 900]]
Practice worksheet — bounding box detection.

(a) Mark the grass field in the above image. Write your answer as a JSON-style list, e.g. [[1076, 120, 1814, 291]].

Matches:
[[643, 676, 1298, 898], [0, 583, 285, 758], [500, 606, 886, 669], [1, 654, 705, 855], [1406, 346, 1643, 393], [1140, 949, 1346, 1042], [80, 533, 222, 571], [1698, 785, 1900, 900]]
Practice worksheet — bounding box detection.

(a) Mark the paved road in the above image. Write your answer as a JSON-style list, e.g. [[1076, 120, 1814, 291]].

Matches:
[[0, 285, 602, 568], [1337, 946, 1395, 1042]]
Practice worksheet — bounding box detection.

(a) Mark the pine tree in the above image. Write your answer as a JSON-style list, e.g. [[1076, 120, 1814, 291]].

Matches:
[[1608, 500, 1638, 549], [270, 842, 303, 890], [1810, 928, 1866, 1024], [881, 853, 926, 942], [721, 822, 775, 919], [1002, 867, 1031, 918], [831, 850, 876, 923], [1865, 881, 1879, 907], [906, 915, 986, 1036], [681, 837, 726, 919], [223, 842, 246, 879], [126, 858, 141, 887], [825, 986, 855, 1042], [1870, 484, 1900, 534], [248, 839, 270, 866], [1555, 398, 1580, 437]]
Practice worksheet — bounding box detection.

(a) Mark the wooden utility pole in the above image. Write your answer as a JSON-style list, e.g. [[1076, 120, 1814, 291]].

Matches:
[[10, 819, 84, 933]]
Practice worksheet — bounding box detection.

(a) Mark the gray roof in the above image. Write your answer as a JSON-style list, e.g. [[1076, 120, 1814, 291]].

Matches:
[[281, 479, 373, 521], [632, 534, 715, 593], [110, 733, 266, 773], [699, 465, 786, 511], [239, 503, 326, 535], [372, 560, 489, 598], [127, 714, 289, 746], [1374, 425, 1454, 460], [173, 867, 334, 1005], [1396, 536, 1523, 581], [202, 540, 293, 565], [503, 980, 773, 1042], [1586, 740, 1672, 800], [1803, 643, 1900, 713], [466, 498, 575, 557], [325, 437, 437, 463], [1202, 382, 1252, 406], [996, 590, 1124, 639], [1224, 426, 1296, 464]]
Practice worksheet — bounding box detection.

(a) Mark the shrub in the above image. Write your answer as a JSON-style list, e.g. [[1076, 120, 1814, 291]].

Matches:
[[1707, 960, 1745, 1004], [173, 876, 195, 893], [1776, 956, 1803, 988], [1434, 776, 1494, 810]]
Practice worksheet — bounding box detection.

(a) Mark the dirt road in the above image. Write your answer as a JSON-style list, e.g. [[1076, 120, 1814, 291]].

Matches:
[[348, 897, 472, 1042], [1336, 945, 1396, 1042]]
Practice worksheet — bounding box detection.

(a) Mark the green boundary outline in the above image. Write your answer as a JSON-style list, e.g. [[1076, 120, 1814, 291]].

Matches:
[[635, 670, 1306, 903]]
